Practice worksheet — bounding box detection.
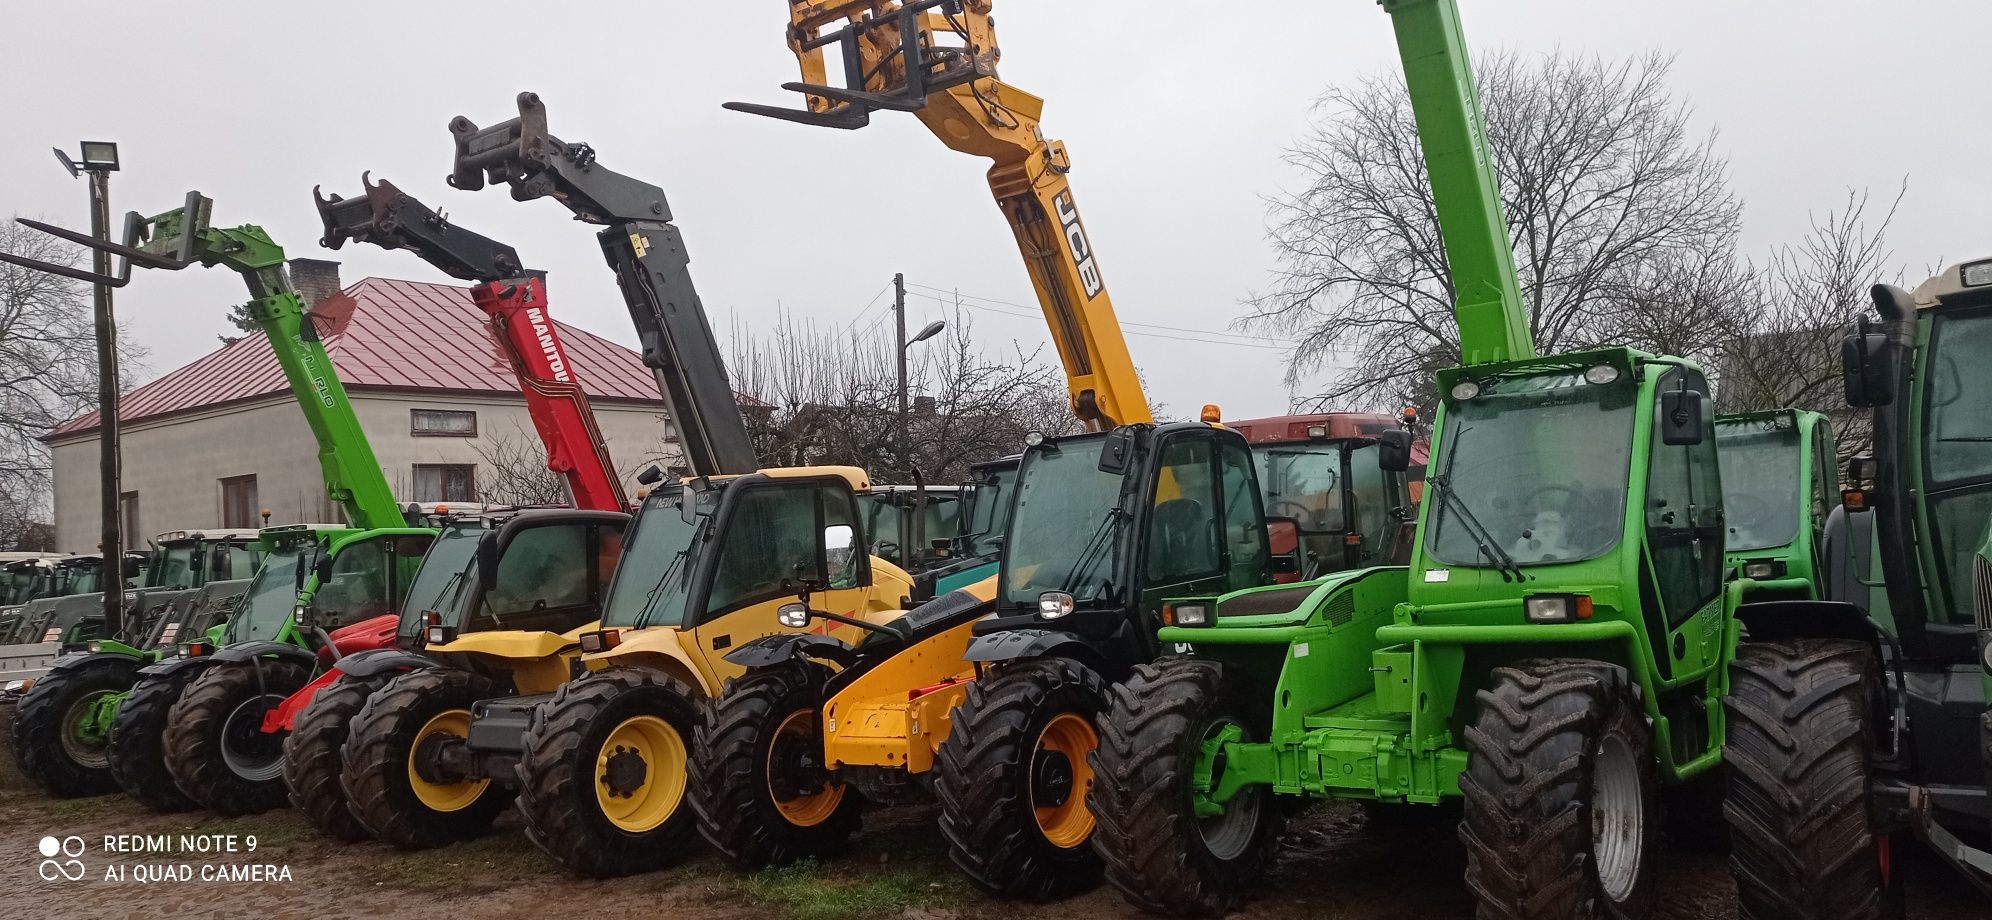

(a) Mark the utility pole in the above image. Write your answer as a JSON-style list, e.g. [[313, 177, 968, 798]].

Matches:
[[894, 272, 908, 477], [55, 143, 125, 639]]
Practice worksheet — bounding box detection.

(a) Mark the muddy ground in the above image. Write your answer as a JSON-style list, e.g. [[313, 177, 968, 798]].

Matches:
[[2, 780, 1985, 920]]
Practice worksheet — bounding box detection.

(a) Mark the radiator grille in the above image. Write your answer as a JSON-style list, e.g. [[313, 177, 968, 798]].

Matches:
[[1975, 555, 1992, 630]]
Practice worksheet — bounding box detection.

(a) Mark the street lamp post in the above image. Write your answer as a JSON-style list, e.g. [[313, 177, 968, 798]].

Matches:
[[55, 142, 124, 638], [891, 273, 945, 480]]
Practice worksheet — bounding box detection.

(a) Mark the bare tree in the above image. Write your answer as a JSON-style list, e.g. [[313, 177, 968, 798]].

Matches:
[[470, 419, 572, 507], [727, 310, 1074, 485], [1245, 50, 1744, 409], [0, 218, 147, 546]]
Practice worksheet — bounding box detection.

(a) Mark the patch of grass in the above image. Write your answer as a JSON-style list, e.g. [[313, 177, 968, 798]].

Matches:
[[202, 813, 314, 850], [737, 859, 964, 920], [45, 796, 114, 818]]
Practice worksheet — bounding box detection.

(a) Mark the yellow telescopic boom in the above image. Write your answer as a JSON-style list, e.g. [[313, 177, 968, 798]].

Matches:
[[729, 0, 1151, 429]]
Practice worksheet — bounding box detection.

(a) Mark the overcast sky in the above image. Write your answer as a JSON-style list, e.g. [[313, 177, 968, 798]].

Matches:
[[5, 1, 1988, 422]]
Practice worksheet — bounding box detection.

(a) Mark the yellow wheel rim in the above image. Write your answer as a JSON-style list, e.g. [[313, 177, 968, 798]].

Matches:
[[768, 710, 845, 828], [407, 709, 490, 813], [595, 715, 686, 834], [1032, 713, 1099, 849]]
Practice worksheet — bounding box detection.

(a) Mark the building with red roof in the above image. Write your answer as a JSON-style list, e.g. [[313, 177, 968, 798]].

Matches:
[[45, 261, 756, 550]]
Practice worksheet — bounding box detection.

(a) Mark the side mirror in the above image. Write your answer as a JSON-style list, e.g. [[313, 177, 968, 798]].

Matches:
[[637, 465, 664, 486], [1377, 429, 1412, 473], [313, 552, 335, 586], [680, 477, 714, 525], [1840, 332, 1896, 408], [777, 602, 814, 629], [1847, 454, 1878, 483], [1659, 390, 1706, 446], [822, 522, 856, 587], [1097, 429, 1134, 474], [122, 556, 143, 579], [476, 531, 500, 593]]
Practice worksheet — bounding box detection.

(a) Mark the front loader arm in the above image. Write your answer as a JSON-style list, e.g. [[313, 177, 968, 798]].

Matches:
[[447, 93, 758, 478], [0, 195, 406, 531], [315, 176, 629, 512], [728, 0, 1150, 430]]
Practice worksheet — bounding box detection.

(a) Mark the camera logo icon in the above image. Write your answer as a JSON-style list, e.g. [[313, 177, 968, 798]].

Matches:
[[37, 836, 86, 881]]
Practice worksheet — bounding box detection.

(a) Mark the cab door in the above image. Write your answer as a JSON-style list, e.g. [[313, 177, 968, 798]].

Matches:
[[682, 478, 881, 686], [1134, 431, 1269, 652], [1640, 369, 1725, 679]]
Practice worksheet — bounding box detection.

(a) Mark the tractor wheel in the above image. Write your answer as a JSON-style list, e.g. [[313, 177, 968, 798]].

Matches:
[[1088, 659, 1282, 917], [164, 657, 313, 815], [936, 657, 1106, 900], [341, 667, 512, 849], [107, 668, 204, 811], [516, 667, 705, 877], [11, 657, 139, 796], [283, 671, 393, 841], [1459, 659, 1659, 920], [690, 662, 861, 870], [1723, 639, 1902, 920]]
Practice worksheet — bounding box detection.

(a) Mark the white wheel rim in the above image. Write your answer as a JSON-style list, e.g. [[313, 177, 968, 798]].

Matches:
[[1196, 719, 1261, 861], [1591, 733, 1646, 901]]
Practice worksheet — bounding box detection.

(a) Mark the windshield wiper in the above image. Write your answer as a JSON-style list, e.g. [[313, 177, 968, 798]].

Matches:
[[1428, 475, 1526, 583], [1058, 507, 1126, 598], [631, 548, 690, 630]]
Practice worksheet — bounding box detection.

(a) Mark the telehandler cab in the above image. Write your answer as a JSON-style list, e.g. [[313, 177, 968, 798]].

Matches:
[[706, 0, 1417, 900], [1715, 409, 1837, 602]]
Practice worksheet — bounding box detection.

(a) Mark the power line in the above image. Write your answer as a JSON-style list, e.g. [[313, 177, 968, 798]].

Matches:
[[839, 282, 894, 338]]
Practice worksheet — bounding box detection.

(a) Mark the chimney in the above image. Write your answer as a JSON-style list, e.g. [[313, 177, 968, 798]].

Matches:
[[289, 258, 343, 308]]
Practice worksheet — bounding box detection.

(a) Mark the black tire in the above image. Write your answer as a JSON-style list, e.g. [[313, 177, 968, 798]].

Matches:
[[11, 657, 140, 796], [690, 662, 862, 870], [516, 667, 705, 877], [341, 667, 512, 849], [107, 667, 204, 811], [1088, 659, 1283, 917], [282, 670, 393, 841], [1724, 639, 1902, 920], [163, 657, 314, 815], [1458, 659, 1660, 920], [936, 657, 1106, 900]]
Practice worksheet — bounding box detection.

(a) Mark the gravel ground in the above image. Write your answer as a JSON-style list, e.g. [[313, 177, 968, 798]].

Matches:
[[2, 784, 1985, 920]]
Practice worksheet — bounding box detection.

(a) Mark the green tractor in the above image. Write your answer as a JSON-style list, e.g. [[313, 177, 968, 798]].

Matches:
[[0, 194, 435, 813], [8, 530, 260, 795], [1719, 259, 1992, 916], [1715, 410, 1838, 601], [1081, 3, 1850, 916]]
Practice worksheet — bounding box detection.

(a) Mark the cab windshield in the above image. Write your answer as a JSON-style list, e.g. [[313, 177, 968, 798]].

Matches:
[[69, 566, 103, 595], [1426, 370, 1635, 567], [397, 520, 486, 639], [600, 487, 701, 629], [1001, 434, 1129, 607], [1715, 419, 1803, 553], [1255, 446, 1345, 535], [153, 544, 199, 590], [227, 542, 314, 643]]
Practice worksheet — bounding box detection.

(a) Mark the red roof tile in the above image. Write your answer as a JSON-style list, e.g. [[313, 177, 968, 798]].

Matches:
[[50, 278, 751, 438]]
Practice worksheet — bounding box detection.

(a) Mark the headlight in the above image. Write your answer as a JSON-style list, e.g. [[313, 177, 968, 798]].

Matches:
[[86, 640, 103, 654], [1583, 364, 1620, 385], [1169, 603, 1210, 627], [2, 679, 27, 694], [178, 641, 211, 657], [1524, 594, 1594, 623], [1038, 592, 1075, 620], [777, 603, 813, 630], [1450, 381, 1482, 401], [292, 604, 309, 625], [425, 625, 458, 646], [1741, 560, 1786, 580], [578, 629, 622, 654], [1981, 637, 1992, 674]]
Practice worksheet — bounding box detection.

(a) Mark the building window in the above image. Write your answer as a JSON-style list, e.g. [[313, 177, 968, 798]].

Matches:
[[120, 492, 140, 545], [221, 476, 260, 529], [411, 409, 478, 437], [414, 464, 478, 503]]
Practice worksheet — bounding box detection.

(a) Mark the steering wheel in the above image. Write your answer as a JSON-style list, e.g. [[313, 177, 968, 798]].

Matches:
[[1266, 500, 1317, 523]]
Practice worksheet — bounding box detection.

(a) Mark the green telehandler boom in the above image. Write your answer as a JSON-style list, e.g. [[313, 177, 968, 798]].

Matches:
[[0, 197, 435, 810], [1083, 3, 1844, 917]]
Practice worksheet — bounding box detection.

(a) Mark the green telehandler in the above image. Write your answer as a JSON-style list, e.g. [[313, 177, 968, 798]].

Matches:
[[1716, 410, 1838, 602], [0, 196, 436, 812], [8, 530, 261, 794], [1081, 3, 1858, 917]]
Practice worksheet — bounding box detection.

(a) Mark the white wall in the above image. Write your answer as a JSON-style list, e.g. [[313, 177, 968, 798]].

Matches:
[[51, 391, 681, 551]]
